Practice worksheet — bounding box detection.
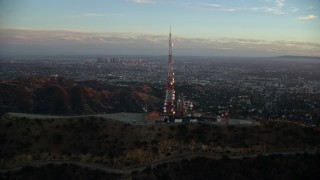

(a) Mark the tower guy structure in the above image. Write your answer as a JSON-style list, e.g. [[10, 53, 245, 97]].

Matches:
[[163, 27, 175, 116]]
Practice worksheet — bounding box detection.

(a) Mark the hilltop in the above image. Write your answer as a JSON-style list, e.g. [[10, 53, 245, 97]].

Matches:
[[0, 77, 162, 115]]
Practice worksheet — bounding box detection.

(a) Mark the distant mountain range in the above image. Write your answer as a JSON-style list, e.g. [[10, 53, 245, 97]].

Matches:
[[277, 55, 320, 59], [0, 77, 162, 115]]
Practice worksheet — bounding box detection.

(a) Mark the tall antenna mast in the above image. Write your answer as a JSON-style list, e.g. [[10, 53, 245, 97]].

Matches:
[[163, 26, 175, 116]]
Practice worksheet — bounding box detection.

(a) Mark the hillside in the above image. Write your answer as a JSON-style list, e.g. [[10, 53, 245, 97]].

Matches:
[[0, 77, 162, 115], [2, 154, 320, 180], [0, 115, 319, 169]]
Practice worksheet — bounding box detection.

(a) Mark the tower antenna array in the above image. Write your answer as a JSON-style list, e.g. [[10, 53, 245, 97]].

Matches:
[[163, 27, 175, 116]]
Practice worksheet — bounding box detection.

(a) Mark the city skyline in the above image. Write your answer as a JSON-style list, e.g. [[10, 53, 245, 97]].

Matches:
[[0, 0, 319, 57]]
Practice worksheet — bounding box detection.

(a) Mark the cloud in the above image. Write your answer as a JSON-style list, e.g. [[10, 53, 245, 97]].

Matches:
[[131, 0, 154, 4], [214, 47, 233, 50], [252, 0, 286, 15], [0, 28, 166, 45], [274, 40, 320, 48], [83, 13, 120, 17], [209, 4, 221, 8], [179, 2, 236, 12], [306, 6, 314, 9], [221, 8, 236, 12], [291, 7, 299, 13], [276, 0, 285, 8], [1, 28, 320, 57], [267, 0, 285, 14], [298, 15, 317, 20], [83, 13, 106, 17]]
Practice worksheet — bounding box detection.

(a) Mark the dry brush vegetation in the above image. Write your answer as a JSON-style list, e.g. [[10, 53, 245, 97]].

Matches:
[[0, 114, 320, 169]]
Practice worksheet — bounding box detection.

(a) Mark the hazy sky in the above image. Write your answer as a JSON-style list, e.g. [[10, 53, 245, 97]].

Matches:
[[0, 0, 319, 57]]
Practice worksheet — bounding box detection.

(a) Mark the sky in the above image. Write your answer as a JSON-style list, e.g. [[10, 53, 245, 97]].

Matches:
[[0, 0, 319, 57]]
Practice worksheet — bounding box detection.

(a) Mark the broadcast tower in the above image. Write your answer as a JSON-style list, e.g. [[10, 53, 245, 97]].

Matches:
[[163, 27, 175, 116]]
